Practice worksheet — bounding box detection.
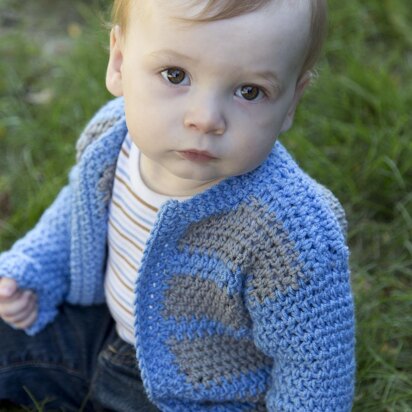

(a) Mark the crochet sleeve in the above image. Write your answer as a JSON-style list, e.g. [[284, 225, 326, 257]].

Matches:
[[245, 219, 355, 411], [0, 179, 73, 335]]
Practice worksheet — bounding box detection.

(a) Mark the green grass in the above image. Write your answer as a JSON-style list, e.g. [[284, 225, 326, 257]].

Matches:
[[0, 0, 411, 411]]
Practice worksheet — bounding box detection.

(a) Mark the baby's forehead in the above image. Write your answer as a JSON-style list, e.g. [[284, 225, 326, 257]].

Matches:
[[136, 0, 310, 23], [127, 1, 311, 83], [140, 0, 312, 43], [116, 0, 324, 78]]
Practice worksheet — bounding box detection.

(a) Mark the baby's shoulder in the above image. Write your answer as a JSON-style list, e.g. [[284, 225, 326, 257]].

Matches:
[[75, 97, 125, 162], [251, 144, 347, 238]]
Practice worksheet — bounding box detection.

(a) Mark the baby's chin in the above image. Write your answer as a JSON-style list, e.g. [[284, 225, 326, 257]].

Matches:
[[158, 165, 227, 195]]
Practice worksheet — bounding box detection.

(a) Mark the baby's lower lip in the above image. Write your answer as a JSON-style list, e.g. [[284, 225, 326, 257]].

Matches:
[[177, 150, 217, 162]]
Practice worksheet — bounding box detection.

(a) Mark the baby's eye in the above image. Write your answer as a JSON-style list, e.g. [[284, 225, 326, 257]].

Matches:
[[160, 67, 190, 85], [235, 85, 265, 101]]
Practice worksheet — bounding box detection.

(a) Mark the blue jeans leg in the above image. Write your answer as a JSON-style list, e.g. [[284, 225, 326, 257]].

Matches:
[[89, 330, 160, 412], [0, 303, 113, 411], [0, 303, 160, 411]]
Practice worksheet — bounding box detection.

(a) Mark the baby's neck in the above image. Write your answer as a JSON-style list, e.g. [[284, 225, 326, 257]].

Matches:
[[139, 153, 222, 197]]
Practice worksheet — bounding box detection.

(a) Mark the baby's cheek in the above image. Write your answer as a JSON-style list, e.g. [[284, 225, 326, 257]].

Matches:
[[126, 105, 153, 133], [223, 150, 260, 178]]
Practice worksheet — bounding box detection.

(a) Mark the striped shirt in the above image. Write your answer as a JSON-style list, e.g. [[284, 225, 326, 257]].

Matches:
[[104, 134, 189, 344]]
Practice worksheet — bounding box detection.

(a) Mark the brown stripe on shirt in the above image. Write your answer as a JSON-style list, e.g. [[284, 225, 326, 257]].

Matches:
[[111, 198, 151, 233], [108, 239, 138, 272], [109, 219, 144, 253], [115, 175, 159, 213]]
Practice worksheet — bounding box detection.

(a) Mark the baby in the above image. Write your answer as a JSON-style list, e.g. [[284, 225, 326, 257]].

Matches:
[[0, 1, 355, 411]]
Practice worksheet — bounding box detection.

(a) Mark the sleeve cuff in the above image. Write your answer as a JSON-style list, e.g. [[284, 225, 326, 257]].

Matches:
[[0, 251, 67, 335]]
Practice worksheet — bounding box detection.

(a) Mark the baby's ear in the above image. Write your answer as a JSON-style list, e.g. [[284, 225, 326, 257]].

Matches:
[[279, 71, 312, 134], [106, 25, 124, 97]]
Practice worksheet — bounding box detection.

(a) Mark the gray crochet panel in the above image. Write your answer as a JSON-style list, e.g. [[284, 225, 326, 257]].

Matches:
[[163, 274, 251, 330], [178, 197, 306, 304], [164, 197, 305, 399], [167, 334, 272, 390], [97, 163, 117, 207], [76, 117, 119, 161]]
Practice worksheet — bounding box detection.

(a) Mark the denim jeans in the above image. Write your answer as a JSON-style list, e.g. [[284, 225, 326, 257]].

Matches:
[[0, 303, 160, 412]]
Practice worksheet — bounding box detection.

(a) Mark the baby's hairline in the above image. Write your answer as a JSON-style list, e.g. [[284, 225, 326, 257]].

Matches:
[[110, 0, 327, 79]]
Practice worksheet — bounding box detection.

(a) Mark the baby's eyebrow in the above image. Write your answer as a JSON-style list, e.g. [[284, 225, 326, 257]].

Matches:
[[146, 49, 197, 64], [247, 70, 282, 93]]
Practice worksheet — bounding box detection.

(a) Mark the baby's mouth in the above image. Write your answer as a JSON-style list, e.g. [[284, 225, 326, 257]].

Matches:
[[177, 149, 217, 162]]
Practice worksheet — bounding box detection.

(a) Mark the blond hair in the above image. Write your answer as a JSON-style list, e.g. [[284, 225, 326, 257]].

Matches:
[[110, 0, 327, 77]]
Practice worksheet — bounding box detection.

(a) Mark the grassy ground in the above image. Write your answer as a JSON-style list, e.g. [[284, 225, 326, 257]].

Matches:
[[0, 0, 411, 411]]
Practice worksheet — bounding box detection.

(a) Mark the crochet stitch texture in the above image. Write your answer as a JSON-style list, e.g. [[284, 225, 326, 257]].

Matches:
[[0, 97, 355, 411]]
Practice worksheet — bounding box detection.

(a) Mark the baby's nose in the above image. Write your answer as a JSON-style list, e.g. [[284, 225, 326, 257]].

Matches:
[[183, 97, 226, 135]]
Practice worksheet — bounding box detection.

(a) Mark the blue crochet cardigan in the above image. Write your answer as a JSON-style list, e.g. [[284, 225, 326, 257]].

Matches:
[[0, 97, 355, 411]]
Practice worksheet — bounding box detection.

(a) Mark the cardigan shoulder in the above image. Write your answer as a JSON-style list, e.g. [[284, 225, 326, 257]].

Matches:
[[75, 97, 125, 162], [254, 142, 348, 239]]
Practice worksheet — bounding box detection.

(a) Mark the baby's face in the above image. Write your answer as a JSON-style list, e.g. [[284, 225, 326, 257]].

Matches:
[[107, 0, 311, 195]]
